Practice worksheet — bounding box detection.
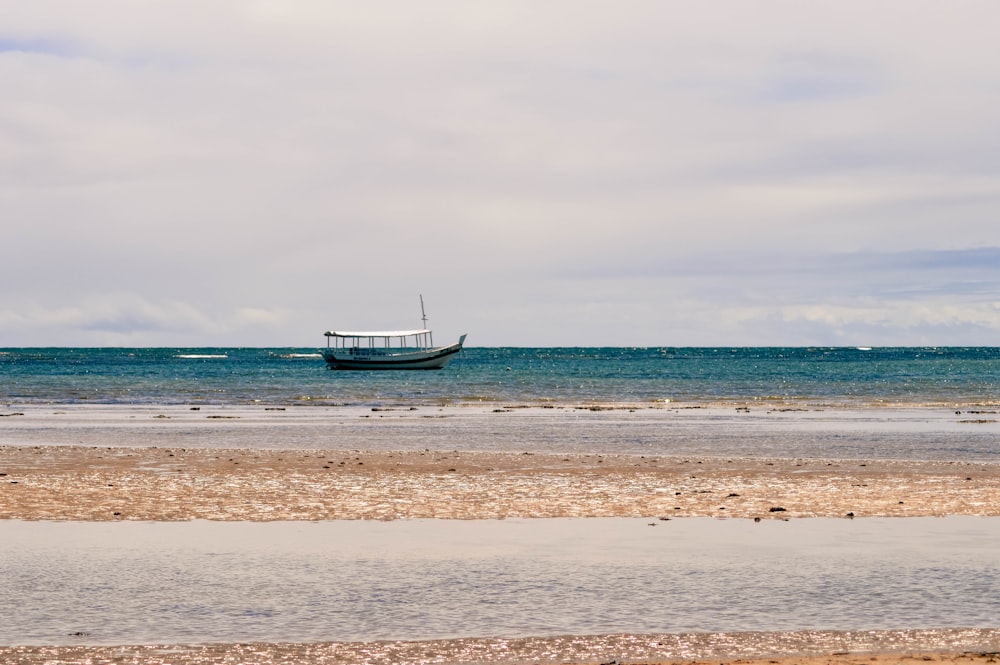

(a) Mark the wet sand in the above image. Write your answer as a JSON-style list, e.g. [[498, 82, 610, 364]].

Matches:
[[2, 404, 999, 664], [2, 444, 999, 521], [1, 636, 999, 665]]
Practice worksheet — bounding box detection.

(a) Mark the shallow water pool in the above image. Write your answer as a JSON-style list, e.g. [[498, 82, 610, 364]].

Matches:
[[2, 517, 998, 645]]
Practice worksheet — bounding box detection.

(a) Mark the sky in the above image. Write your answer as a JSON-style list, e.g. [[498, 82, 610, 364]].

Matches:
[[2, 1, 1000, 347]]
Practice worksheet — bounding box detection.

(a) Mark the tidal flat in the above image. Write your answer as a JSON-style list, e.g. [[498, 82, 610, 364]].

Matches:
[[2, 403, 999, 664]]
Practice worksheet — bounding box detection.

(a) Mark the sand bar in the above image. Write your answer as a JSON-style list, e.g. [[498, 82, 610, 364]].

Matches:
[[2, 396, 999, 520], [2, 444, 999, 520]]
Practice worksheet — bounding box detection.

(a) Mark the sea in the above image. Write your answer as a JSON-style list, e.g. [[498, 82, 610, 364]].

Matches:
[[3, 346, 1000, 407]]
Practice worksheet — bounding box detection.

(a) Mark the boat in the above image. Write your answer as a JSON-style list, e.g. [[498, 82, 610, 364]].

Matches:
[[321, 298, 466, 370]]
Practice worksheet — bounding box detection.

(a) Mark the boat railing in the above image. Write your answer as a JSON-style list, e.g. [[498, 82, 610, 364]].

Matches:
[[324, 331, 436, 351]]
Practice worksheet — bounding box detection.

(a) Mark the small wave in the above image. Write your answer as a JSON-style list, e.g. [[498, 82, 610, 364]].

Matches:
[[856, 347, 873, 351], [175, 354, 228, 359], [276, 353, 323, 359]]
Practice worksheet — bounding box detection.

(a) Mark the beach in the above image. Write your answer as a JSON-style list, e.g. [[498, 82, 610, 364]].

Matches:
[[3, 403, 999, 522], [2, 638, 1000, 665], [3, 444, 1000, 522], [2, 403, 999, 664]]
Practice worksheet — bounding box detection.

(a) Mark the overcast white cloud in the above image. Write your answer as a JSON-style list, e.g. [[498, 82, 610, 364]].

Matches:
[[2, 1, 999, 347]]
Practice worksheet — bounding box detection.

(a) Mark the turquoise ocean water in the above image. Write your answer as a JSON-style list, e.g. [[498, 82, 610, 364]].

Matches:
[[2, 346, 1000, 407]]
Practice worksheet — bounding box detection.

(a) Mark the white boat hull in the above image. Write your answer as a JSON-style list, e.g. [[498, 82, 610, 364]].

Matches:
[[322, 340, 464, 370]]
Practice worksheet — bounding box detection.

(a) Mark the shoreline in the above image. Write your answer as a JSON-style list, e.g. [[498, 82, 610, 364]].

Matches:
[[3, 401, 999, 463], [4, 399, 999, 412], [1, 631, 999, 665]]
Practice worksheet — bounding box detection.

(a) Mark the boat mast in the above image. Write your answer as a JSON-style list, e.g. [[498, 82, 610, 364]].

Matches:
[[420, 295, 433, 347]]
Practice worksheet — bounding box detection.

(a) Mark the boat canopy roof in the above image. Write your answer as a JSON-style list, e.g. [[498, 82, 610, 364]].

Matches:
[[325, 329, 431, 338]]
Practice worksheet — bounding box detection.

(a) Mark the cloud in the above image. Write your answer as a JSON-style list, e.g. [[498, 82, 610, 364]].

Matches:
[[757, 51, 885, 104], [2, 1, 1000, 346], [0, 37, 81, 57], [557, 246, 1000, 286], [0, 294, 292, 346]]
